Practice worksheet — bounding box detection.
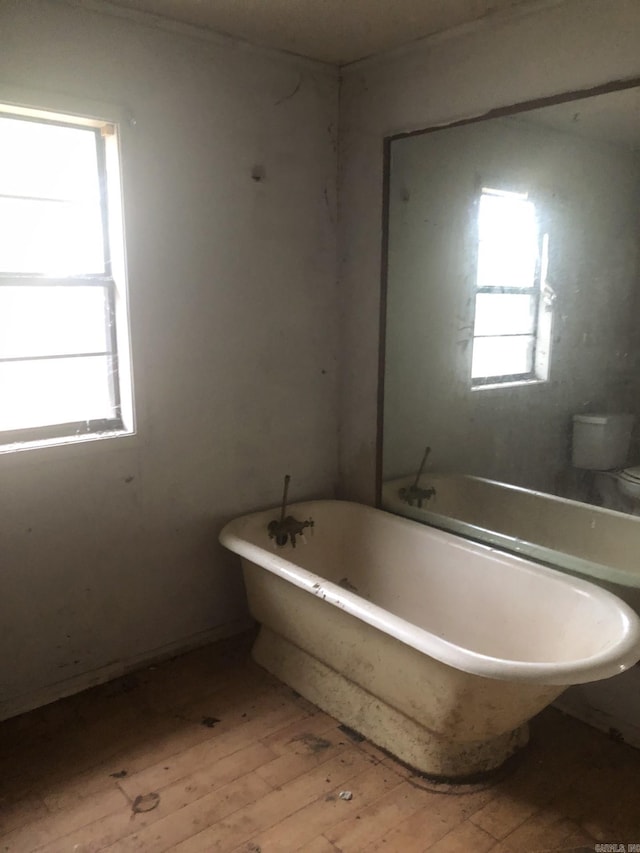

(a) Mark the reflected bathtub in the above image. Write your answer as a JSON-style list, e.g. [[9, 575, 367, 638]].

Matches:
[[220, 500, 640, 779], [383, 474, 640, 610]]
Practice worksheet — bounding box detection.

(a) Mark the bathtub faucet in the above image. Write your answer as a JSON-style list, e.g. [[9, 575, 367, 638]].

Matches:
[[267, 474, 314, 548], [399, 484, 436, 509], [399, 445, 436, 509]]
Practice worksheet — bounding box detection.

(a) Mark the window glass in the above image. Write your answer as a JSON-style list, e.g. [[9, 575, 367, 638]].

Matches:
[[473, 293, 536, 338], [472, 187, 546, 385], [476, 190, 538, 290], [0, 105, 131, 448], [0, 356, 116, 431], [471, 335, 534, 380], [0, 286, 110, 359], [0, 117, 104, 275]]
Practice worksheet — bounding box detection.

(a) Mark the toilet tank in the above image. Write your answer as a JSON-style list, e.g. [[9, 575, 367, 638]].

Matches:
[[572, 413, 635, 470]]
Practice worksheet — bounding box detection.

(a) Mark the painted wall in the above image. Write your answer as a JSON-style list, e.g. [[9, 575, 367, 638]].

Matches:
[[338, 0, 640, 503], [2, 0, 640, 725], [0, 0, 339, 718], [383, 117, 640, 494]]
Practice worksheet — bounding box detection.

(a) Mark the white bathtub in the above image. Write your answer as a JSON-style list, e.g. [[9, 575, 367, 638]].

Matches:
[[220, 500, 640, 779], [383, 474, 640, 609]]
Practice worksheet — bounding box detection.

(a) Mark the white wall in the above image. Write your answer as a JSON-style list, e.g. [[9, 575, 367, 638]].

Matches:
[[3, 0, 640, 724], [383, 117, 640, 494], [0, 0, 339, 718], [338, 0, 640, 503]]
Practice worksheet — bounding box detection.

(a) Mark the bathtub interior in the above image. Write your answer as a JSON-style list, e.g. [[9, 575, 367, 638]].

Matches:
[[382, 474, 640, 586], [229, 501, 636, 668]]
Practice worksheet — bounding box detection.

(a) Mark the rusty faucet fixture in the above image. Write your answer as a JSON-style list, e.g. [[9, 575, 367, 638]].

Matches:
[[267, 475, 314, 548], [399, 445, 437, 508]]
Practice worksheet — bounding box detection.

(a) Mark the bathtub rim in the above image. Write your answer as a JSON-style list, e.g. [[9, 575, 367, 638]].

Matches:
[[219, 499, 640, 686], [382, 474, 640, 590]]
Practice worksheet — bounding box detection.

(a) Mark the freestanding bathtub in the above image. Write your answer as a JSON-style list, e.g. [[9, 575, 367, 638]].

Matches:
[[219, 500, 640, 779]]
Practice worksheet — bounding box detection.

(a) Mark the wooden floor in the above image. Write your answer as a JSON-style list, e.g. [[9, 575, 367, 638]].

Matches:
[[1, 634, 639, 852]]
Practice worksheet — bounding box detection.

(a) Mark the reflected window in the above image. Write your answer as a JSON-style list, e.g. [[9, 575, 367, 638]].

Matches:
[[0, 105, 133, 449], [471, 187, 551, 387]]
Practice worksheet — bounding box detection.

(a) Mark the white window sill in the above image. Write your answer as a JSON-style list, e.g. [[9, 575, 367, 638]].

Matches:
[[0, 427, 137, 461], [471, 378, 548, 392]]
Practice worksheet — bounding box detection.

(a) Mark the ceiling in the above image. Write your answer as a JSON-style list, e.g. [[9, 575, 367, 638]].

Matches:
[[95, 0, 552, 65]]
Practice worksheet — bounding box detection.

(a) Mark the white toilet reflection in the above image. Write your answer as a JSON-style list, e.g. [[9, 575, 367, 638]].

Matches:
[[572, 413, 640, 514]]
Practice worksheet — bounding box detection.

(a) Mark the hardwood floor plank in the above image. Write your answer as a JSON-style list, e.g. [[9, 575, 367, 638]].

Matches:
[[258, 709, 339, 755], [1, 787, 130, 852], [36, 679, 300, 817], [240, 761, 404, 851], [98, 769, 273, 853], [1, 702, 155, 793], [367, 783, 498, 852], [117, 696, 306, 800], [467, 747, 573, 843], [490, 810, 594, 852], [425, 819, 497, 852], [171, 748, 376, 852], [254, 729, 355, 790], [298, 837, 341, 853], [0, 790, 49, 836], [37, 713, 196, 811], [34, 742, 277, 853], [2, 640, 640, 853], [548, 736, 640, 842], [324, 778, 436, 850]]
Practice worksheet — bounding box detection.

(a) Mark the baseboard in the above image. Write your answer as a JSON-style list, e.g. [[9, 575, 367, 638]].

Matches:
[[0, 617, 254, 723]]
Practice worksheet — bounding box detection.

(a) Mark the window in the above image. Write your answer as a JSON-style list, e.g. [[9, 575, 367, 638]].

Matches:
[[0, 103, 133, 449], [470, 186, 552, 387]]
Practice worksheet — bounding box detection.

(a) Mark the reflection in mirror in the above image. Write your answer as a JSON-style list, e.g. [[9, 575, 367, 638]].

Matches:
[[380, 81, 640, 594]]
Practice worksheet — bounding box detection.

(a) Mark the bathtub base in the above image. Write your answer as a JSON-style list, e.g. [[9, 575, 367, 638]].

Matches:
[[253, 627, 529, 781]]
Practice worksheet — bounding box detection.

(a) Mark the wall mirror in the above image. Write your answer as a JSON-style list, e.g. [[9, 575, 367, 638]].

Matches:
[[379, 78, 640, 579]]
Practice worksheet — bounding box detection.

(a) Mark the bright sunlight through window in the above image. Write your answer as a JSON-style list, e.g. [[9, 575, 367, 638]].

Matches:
[[0, 104, 133, 448], [471, 187, 551, 387]]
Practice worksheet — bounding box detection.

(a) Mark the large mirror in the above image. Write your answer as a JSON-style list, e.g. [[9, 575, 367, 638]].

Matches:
[[380, 79, 640, 577]]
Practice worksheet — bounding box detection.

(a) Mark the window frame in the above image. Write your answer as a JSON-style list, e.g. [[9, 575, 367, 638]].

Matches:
[[0, 97, 134, 451], [470, 185, 549, 389]]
